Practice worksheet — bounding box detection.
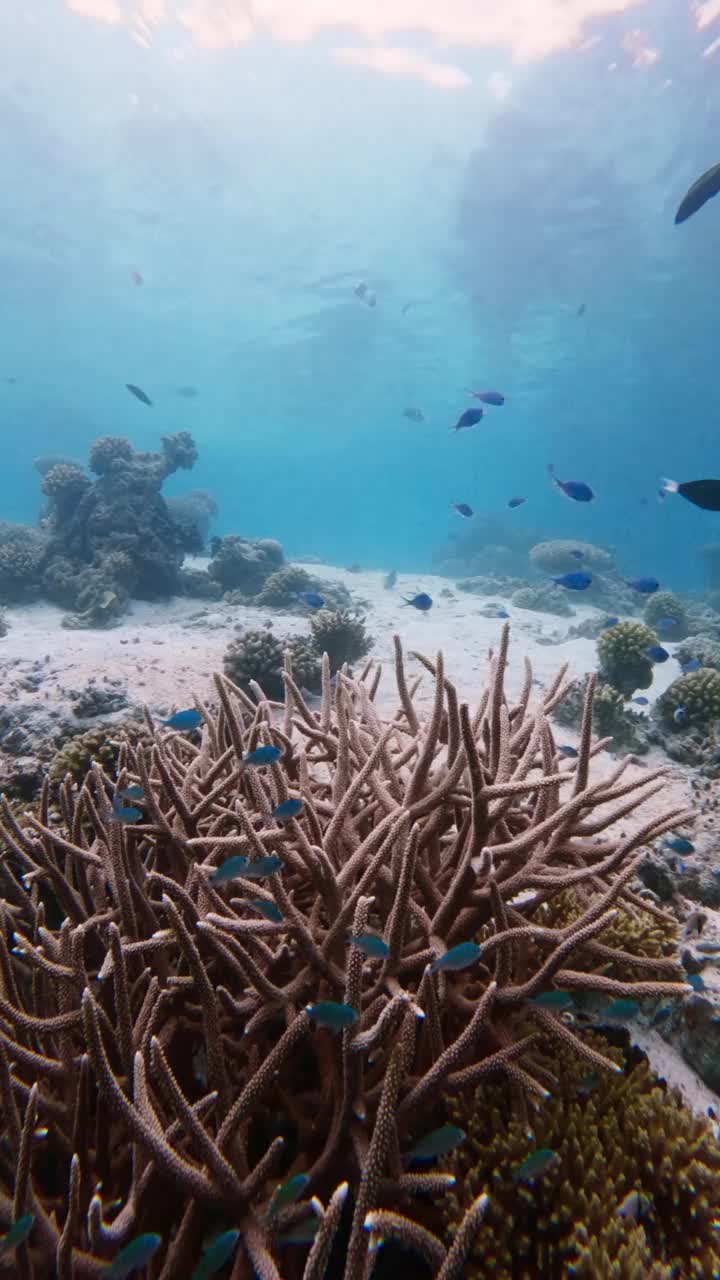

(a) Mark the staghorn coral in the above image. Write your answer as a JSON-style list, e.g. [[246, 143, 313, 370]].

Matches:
[[656, 667, 720, 731], [552, 676, 649, 753], [529, 540, 614, 575], [643, 591, 689, 640], [310, 607, 372, 672], [597, 622, 657, 698], [441, 1038, 720, 1279], [0, 630, 693, 1278], [511, 584, 574, 617]]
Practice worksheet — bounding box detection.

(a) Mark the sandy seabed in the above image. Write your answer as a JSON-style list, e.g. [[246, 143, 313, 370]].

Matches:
[[1, 559, 716, 1116]]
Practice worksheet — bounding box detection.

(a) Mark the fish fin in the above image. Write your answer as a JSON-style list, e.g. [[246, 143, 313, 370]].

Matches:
[[661, 477, 678, 494]]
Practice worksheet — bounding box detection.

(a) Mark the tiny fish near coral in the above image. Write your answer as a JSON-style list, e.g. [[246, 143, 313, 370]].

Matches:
[[403, 1125, 466, 1164], [467, 388, 504, 405], [451, 502, 474, 518], [191, 1229, 240, 1280], [160, 708, 202, 731], [242, 744, 283, 768], [269, 797, 304, 822], [266, 1173, 310, 1218], [646, 645, 670, 663], [306, 1001, 359, 1032], [511, 1148, 559, 1183], [452, 407, 484, 431], [0, 1214, 34, 1255], [552, 572, 592, 591], [430, 941, 482, 973], [250, 898, 283, 922], [349, 933, 390, 958], [403, 592, 433, 611], [105, 1233, 162, 1278], [125, 383, 153, 406], [297, 591, 325, 608], [508, 496, 527, 508], [547, 463, 594, 502], [211, 855, 283, 883], [627, 577, 660, 594]]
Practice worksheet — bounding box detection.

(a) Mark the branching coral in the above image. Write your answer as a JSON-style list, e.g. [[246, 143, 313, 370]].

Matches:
[[0, 629, 693, 1278], [441, 1039, 720, 1278], [597, 622, 657, 697], [309, 608, 372, 673]]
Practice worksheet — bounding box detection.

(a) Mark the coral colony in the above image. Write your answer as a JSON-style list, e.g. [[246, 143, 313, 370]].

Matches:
[[4, 625, 716, 1278]]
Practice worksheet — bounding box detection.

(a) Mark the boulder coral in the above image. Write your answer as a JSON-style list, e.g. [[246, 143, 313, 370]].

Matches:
[[529, 540, 614, 575], [208, 534, 284, 594], [657, 668, 720, 731], [643, 591, 689, 640], [597, 621, 658, 697]]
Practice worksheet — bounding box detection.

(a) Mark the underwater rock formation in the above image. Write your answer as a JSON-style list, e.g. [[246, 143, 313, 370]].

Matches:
[[434, 513, 538, 579], [511, 583, 575, 616], [597, 621, 658, 697], [0, 522, 47, 604], [643, 591, 689, 640], [165, 489, 219, 554], [208, 534, 284, 594], [0, 630, 691, 1277]]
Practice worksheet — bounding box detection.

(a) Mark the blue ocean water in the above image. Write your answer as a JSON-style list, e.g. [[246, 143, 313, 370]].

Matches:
[[2, 0, 720, 587]]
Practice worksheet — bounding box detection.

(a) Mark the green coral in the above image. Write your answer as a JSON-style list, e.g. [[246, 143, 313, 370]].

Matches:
[[223, 628, 286, 700], [441, 1039, 720, 1279], [643, 591, 689, 639], [309, 608, 372, 673], [597, 621, 657, 697], [657, 668, 720, 731]]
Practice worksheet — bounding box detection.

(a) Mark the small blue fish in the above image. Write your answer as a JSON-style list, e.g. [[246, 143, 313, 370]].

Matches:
[[267, 1173, 310, 1218], [552, 572, 592, 591], [403, 593, 433, 611], [243, 745, 283, 768], [468, 388, 504, 406], [508, 496, 527, 508], [451, 502, 474, 518], [0, 1213, 34, 1254], [656, 617, 680, 631], [404, 1125, 466, 1164], [598, 998, 641, 1023], [297, 592, 325, 609], [119, 784, 144, 801], [112, 797, 142, 823], [192, 1230, 240, 1280], [452, 408, 483, 431], [306, 1001, 359, 1032], [631, 696, 649, 706], [602, 617, 620, 629], [430, 941, 482, 973], [674, 706, 688, 725], [627, 577, 660, 594], [664, 836, 694, 854], [529, 991, 574, 1011], [512, 1149, 559, 1183], [687, 973, 706, 992], [547, 464, 594, 503], [575, 1073, 598, 1096], [211, 855, 283, 883], [105, 1233, 162, 1278], [645, 645, 669, 663], [270, 798, 304, 822], [651, 1006, 672, 1025], [680, 658, 701, 673], [250, 898, 283, 922], [160, 708, 202, 731], [277, 1217, 320, 1246], [349, 933, 390, 958], [558, 745, 579, 758]]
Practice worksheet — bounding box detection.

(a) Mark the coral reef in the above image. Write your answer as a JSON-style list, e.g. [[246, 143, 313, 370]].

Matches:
[[165, 490, 219, 554], [0, 631, 692, 1277], [309, 608, 372, 672], [675, 635, 720, 672], [442, 1039, 720, 1278], [47, 719, 148, 782], [643, 591, 689, 640], [529, 539, 614, 575], [597, 622, 658, 697], [434, 513, 539, 579], [285, 634, 323, 693], [456, 574, 525, 598], [0, 522, 47, 604], [256, 565, 315, 607], [553, 675, 649, 753], [656, 668, 720, 731], [209, 534, 284, 594], [511, 584, 575, 617], [223, 626, 287, 699]]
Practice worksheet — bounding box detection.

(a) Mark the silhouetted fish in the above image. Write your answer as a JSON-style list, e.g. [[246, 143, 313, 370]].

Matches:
[[452, 407, 483, 432], [547, 464, 594, 503], [126, 383, 152, 406], [662, 477, 720, 512], [467, 388, 504, 406], [675, 162, 720, 224]]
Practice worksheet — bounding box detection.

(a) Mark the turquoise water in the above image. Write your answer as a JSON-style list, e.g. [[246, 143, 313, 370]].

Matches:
[[2, 0, 720, 584]]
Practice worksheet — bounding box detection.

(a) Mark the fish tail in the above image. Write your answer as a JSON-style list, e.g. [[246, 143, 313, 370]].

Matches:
[[661, 477, 678, 495]]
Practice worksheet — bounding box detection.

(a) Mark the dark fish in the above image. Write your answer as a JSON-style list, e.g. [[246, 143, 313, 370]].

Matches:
[[512, 1149, 558, 1183], [383, 570, 397, 589], [493, 608, 510, 619], [645, 645, 669, 663], [212, 855, 283, 883], [297, 592, 325, 608], [403, 407, 425, 423], [106, 1233, 162, 1278], [403, 1125, 466, 1164], [575, 1072, 598, 1096], [656, 617, 680, 631], [627, 577, 660, 594], [178, 385, 198, 398], [250, 897, 283, 922], [547, 464, 594, 503], [662, 477, 720, 511], [569, 549, 584, 559], [687, 973, 706, 992], [112, 797, 142, 823], [680, 657, 700, 672], [631, 696, 649, 705], [129, 268, 143, 286], [675, 162, 720, 224], [528, 991, 574, 1011], [508, 496, 527, 508], [451, 502, 474, 518], [552, 572, 592, 591], [277, 1217, 320, 1245], [403, 592, 433, 611], [354, 283, 368, 298], [270, 798, 304, 822], [452, 408, 484, 432], [602, 617, 620, 629], [664, 836, 695, 855], [557, 745, 579, 758], [467, 388, 504, 406], [192, 1230, 240, 1280], [346, 563, 362, 573], [696, 941, 720, 955], [674, 706, 688, 725], [242, 745, 283, 767], [349, 933, 390, 958], [0, 1213, 34, 1254], [429, 941, 482, 973], [306, 1001, 359, 1031], [160, 708, 202, 731], [267, 1173, 310, 1217], [126, 383, 153, 406]]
